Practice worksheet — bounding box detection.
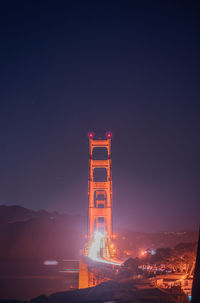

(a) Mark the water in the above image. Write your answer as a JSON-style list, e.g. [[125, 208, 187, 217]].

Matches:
[[0, 260, 79, 300]]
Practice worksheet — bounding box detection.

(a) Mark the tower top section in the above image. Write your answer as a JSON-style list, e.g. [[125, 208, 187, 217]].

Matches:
[[88, 131, 112, 140], [88, 132, 112, 158]]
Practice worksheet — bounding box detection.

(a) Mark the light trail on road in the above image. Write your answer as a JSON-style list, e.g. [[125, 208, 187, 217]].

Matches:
[[88, 231, 121, 266]]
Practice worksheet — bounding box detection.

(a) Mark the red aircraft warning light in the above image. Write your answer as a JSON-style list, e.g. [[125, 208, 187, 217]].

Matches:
[[106, 131, 112, 139], [88, 131, 94, 139]]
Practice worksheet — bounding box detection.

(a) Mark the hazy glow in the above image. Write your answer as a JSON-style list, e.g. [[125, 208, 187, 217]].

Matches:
[[88, 231, 121, 266], [88, 231, 104, 261], [43, 260, 58, 265], [59, 269, 79, 273]]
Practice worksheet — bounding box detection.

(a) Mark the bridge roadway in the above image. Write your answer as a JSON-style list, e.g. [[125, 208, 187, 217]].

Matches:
[[87, 231, 121, 266], [79, 232, 121, 288], [80, 254, 120, 287]]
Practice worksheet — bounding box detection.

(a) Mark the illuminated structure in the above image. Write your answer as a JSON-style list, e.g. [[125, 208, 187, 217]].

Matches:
[[88, 131, 112, 238], [79, 132, 120, 289]]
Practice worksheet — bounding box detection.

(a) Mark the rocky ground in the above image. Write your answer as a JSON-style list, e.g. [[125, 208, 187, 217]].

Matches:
[[0, 279, 189, 303]]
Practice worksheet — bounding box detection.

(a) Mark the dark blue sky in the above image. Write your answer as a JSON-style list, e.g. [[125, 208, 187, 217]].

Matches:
[[0, 1, 199, 231]]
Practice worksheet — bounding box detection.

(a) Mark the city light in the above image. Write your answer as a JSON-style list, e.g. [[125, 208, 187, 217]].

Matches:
[[139, 250, 147, 258]]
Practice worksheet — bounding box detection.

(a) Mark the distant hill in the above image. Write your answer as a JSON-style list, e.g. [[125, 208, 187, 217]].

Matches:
[[0, 205, 52, 224], [0, 205, 198, 261], [0, 205, 86, 260], [114, 229, 198, 258]]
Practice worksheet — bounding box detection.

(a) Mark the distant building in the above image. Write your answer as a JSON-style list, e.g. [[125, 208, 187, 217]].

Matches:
[[191, 227, 200, 303]]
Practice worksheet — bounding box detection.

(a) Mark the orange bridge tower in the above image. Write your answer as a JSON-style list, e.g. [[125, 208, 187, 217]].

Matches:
[[79, 132, 119, 289], [88, 131, 112, 238]]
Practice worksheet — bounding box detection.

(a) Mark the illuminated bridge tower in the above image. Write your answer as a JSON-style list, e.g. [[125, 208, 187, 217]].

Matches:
[[88, 132, 112, 239], [79, 132, 118, 289]]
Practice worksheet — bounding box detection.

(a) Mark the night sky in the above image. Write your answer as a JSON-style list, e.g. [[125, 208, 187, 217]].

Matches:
[[0, 1, 199, 231]]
